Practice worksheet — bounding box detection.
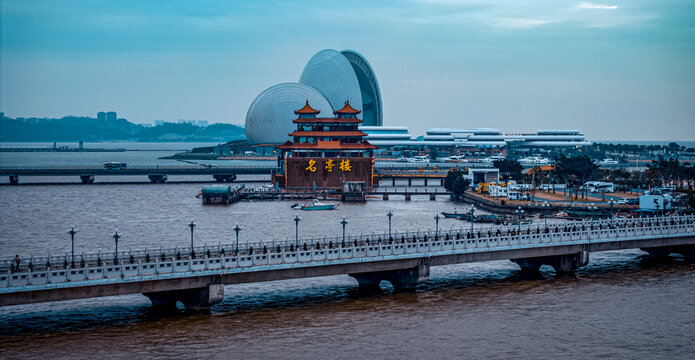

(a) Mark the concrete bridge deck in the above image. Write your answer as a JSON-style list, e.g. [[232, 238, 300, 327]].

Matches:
[[1, 215, 693, 310], [1, 164, 468, 184]]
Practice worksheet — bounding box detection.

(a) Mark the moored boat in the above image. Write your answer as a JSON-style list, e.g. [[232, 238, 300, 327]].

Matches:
[[291, 199, 339, 210]]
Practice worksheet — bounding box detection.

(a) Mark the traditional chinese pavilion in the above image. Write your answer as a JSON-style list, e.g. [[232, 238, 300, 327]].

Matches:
[[273, 101, 378, 189]]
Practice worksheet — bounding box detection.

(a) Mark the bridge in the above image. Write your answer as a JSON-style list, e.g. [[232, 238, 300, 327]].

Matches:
[[0, 164, 471, 184], [1, 215, 693, 311]]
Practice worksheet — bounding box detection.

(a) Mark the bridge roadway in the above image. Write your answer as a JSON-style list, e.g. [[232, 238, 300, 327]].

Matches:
[[1, 216, 693, 311], [0, 164, 465, 184]]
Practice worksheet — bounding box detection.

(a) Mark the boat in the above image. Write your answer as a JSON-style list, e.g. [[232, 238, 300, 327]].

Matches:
[[291, 199, 339, 210], [441, 209, 465, 218], [517, 156, 550, 167], [598, 158, 619, 166], [408, 155, 430, 163], [445, 155, 468, 163]]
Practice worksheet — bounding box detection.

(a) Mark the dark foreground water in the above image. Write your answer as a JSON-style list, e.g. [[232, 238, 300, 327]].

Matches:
[[0, 151, 694, 359]]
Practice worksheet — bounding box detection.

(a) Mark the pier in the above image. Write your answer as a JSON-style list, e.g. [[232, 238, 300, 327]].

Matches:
[[1, 215, 693, 311]]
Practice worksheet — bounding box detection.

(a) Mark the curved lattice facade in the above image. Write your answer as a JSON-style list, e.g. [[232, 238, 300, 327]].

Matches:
[[246, 49, 383, 144], [245, 83, 332, 144]]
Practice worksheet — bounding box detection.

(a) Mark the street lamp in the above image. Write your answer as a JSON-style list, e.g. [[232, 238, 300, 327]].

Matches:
[[188, 220, 196, 259], [233, 223, 241, 255], [67, 225, 78, 268], [112, 228, 121, 265], [470, 205, 476, 234], [589, 206, 598, 230], [294, 214, 301, 249], [515, 206, 524, 235], [340, 217, 348, 245], [434, 213, 441, 240], [387, 209, 393, 239], [542, 201, 550, 230], [609, 200, 615, 227]]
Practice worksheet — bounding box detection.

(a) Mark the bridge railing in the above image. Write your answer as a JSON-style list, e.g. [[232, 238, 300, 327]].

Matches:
[[1, 215, 693, 289]]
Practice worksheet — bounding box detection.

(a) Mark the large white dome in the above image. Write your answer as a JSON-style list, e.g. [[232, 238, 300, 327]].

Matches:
[[299, 49, 363, 117], [245, 82, 333, 144]]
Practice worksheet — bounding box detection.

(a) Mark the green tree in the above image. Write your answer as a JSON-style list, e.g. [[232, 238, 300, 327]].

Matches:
[[494, 159, 523, 183]]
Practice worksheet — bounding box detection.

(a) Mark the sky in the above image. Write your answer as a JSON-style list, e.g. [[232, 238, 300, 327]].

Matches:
[[1, 0, 694, 141]]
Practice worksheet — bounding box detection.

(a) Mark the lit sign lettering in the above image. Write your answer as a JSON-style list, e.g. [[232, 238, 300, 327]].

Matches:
[[306, 159, 317, 172], [325, 159, 335, 172], [339, 159, 352, 172]]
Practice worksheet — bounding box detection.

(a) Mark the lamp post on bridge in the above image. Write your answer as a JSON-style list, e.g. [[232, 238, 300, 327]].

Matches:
[[387, 209, 393, 239], [67, 225, 78, 268], [294, 214, 301, 249], [469, 205, 476, 234], [589, 205, 598, 230], [542, 201, 550, 230], [609, 200, 615, 227], [434, 213, 441, 241], [233, 223, 241, 256], [515, 206, 524, 235], [188, 220, 197, 259], [112, 228, 121, 265], [340, 217, 348, 246]]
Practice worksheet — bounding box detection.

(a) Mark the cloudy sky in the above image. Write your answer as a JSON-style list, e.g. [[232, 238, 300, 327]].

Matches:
[[1, 0, 694, 140]]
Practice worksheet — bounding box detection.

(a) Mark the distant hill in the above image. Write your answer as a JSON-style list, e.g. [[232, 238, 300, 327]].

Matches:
[[0, 115, 245, 142]]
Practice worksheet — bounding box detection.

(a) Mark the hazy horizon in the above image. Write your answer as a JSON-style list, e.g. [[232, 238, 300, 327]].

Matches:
[[1, 0, 694, 141]]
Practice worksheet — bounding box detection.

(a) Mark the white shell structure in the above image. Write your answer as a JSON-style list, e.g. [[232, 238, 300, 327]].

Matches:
[[340, 50, 382, 127], [299, 49, 363, 116], [245, 49, 383, 143], [245, 82, 332, 144]]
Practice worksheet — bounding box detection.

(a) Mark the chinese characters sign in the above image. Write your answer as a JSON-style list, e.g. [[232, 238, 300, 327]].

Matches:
[[306, 158, 351, 172]]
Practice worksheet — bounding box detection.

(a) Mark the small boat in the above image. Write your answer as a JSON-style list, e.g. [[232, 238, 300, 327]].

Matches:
[[441, 209, 465, 218], [292, 199, 339, 210]]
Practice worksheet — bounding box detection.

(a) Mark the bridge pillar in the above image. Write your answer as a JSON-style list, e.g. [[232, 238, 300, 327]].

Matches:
[[148, 175, 167, 183], [144, 283, 224, 312], [404, 193, 411, 201], [430, 194, 436, 201], [8, 175, 18, 185], [512, 251, 589, 275], [80, 175, 95, 184], [383, 193, 389, 200], [424, 178, 428, 186], [392, 178, 396, 186], [349, 263, 430, 291], [642, 245, 695, 259], [213, 174, 236, 182], [440, 179, 444, 186]]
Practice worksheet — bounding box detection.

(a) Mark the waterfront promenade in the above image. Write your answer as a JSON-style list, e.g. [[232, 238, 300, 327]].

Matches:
[[1, 215, 693, 311]]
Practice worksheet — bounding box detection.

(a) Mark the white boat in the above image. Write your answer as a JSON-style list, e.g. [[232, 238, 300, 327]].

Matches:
[[598, 158, 619, 166], [518, 156, 550, 167], [291, 199, 339, 210], [445, 155, 468, 163], [408, 155, 430, 163]]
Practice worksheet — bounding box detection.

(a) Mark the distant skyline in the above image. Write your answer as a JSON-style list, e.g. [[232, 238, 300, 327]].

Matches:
[[1, 0, 694, 141]]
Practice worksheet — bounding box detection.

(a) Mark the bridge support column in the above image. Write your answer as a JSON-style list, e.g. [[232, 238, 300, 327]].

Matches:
[[440, 179, 444, 186], [383, 193, 389, 200], [80, 175, 95, 184], [430, 194, 436, 201], [392, 178, 396, 186], [512, 251, 589, 275], [424, 178, 428, 186], [8, 175, 19, 185], [213, 174, 236, 182], [408, 178, 412, 187], [148, 174, 167, 183], [404, 193, 411, 201], [642, 245, 695, 259], [349, 263, 430, 291], [144, 283, 224, 312]]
